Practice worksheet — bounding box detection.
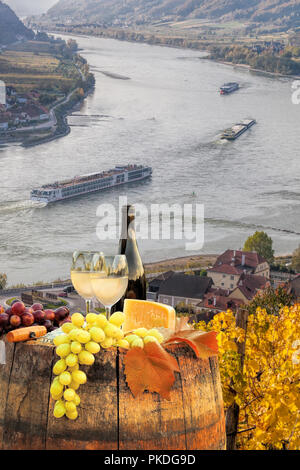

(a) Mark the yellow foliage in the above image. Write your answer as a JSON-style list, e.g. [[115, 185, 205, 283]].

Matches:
[[194, 304, 300, 450]]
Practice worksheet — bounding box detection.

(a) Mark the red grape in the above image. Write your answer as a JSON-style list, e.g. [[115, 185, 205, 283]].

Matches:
[[44, 309, 55, 322], [21, 313, 34, 327], [11, 301, 26, 316], [55, 307, 69, 322], [10, 315, 21, 327], [33, 310, 46, 324], [31, 303, 44, 312], [0, 313, 9, 327]]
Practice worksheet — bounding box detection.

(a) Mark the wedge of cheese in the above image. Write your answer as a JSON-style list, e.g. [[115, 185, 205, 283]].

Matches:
[[123, 299, 176, 332]]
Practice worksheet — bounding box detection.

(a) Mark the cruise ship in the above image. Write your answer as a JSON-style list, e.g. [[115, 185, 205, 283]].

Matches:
[[220, 82, 239, 95], [30, 164, 152, 204], [221, 119, 256, 141]]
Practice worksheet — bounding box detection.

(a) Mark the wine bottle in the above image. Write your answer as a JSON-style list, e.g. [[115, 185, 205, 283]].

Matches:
[[113, 205, 146, 311]]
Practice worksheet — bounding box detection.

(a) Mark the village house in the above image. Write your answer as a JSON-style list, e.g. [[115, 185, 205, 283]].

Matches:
[[208, 249, 270, 289], [286, 275, 300, 302], [147, 270, 175, 301], [199, 273, 269, 313], [157, 272, 213, 308]]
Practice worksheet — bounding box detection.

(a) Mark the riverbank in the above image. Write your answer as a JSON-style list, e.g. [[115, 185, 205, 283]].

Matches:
[[0, 36, 95, 148], [45, 26, 300, 80]]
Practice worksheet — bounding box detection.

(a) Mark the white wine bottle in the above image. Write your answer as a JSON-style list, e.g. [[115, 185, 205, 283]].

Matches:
[[113, 205, 146, 311]]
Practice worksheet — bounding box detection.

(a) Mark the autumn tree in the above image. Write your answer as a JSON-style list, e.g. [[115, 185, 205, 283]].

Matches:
[[291, 245, 300, 272], [194, 290, 300, 450], [243, 231, 274, 263]]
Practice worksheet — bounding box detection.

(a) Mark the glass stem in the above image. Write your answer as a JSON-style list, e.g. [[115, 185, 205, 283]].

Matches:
[[105, 306, 111, 320], [86, 299, 91, 315]]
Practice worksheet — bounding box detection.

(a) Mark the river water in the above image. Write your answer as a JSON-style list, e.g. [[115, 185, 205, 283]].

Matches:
[[0, 35, 299, 285]]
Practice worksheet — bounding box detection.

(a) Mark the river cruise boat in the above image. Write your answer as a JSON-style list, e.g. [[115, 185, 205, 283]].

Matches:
[[220, 82, 239, 94], [221, 119, 256, 140], [30, 164, 152, 204]]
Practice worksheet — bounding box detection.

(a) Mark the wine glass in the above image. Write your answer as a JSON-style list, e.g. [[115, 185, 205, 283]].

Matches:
[[90, 253, 128, 320], [70, 251, 101, 315]]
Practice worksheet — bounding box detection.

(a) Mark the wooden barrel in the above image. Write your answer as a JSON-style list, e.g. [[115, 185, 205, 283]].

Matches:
[[0, 340, 225, 450]]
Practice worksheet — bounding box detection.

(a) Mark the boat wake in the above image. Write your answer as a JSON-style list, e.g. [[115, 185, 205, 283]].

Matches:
[[0, 200, 47, 215]]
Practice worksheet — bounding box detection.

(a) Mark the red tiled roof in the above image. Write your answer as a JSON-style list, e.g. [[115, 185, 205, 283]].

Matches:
[[201, 293, 244, 311], [231, 273, 269, 300], [214, 250, 267, 269], [208, 264, 242, 275]]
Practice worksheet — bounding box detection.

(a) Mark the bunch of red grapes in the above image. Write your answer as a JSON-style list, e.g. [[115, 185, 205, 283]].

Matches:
[[0, 300, 71, 338]]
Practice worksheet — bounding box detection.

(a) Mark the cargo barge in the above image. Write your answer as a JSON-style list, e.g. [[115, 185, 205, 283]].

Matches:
[[221, 119, 256, 140]]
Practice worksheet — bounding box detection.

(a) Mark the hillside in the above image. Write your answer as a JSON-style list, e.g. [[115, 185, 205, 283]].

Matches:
[[0, 1, 34, 45], [39, 0, 300, 29]]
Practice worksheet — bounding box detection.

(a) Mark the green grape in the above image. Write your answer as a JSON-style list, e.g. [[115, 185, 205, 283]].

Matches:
[[78, 350, 95, 366], [95, 314, 108, 329], [50, 380, 64, 397], [51, 392, 63, 401], [109, 311, 125, 327], [69, 328, 81, 341], [53, 359, 67, 375], [104, 323, 122, 339], [89, 327, 105, 343], [73, 393, 80, 406], [100, 337, 113, 349], [143, 335, 159, 345], [70, 341, 82, 354], [61, 323, 75, 334], [65, 401, 77, 413], [85, 341, 100, 354], [66, 409, 78, 420], [53, 400, 66, 418], [133, 328, 148, 338], [86, 313, 98, 324], [116, 339, 130, 349], [54, 334, 71, 346], [124, 334, 140, 345], [76, 330, 91, 344], [72, 370, 87, 385], [56, 343, 71, 358], [64, 388, 76, 402], [69, 380, 80, 391], [68, 363, 79, 373], [146, 329, 164, 343], [66, 353, 78, 368], [131, 337, 144, 349], [59, 371, 72, 386], [71, 312, 85, 328]]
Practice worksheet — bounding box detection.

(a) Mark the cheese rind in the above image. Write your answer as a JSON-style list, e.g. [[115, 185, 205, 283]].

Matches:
[[123, 299, 176, 332]]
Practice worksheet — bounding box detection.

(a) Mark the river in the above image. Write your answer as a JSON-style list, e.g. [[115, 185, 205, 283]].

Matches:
[[0, 35, 299, 285]]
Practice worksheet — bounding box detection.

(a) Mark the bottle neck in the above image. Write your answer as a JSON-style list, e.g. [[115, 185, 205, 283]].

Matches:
[[120, 205, 135, 240]]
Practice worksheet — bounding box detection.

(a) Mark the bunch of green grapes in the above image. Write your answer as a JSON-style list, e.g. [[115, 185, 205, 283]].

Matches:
[[50, 311, 165, 420], [120, 328, 164, 350], [50, 310, 126, 420]]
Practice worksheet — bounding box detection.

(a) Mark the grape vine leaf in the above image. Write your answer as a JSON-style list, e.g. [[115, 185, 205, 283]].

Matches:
[[175, 316, 193, 332], [124, 342, 180, 400], [164, 330, 218, 359]]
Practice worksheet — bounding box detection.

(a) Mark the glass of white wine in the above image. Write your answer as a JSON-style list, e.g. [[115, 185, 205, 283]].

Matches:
[[90, 253, 128, 320], [71, 251, 101, 315]]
